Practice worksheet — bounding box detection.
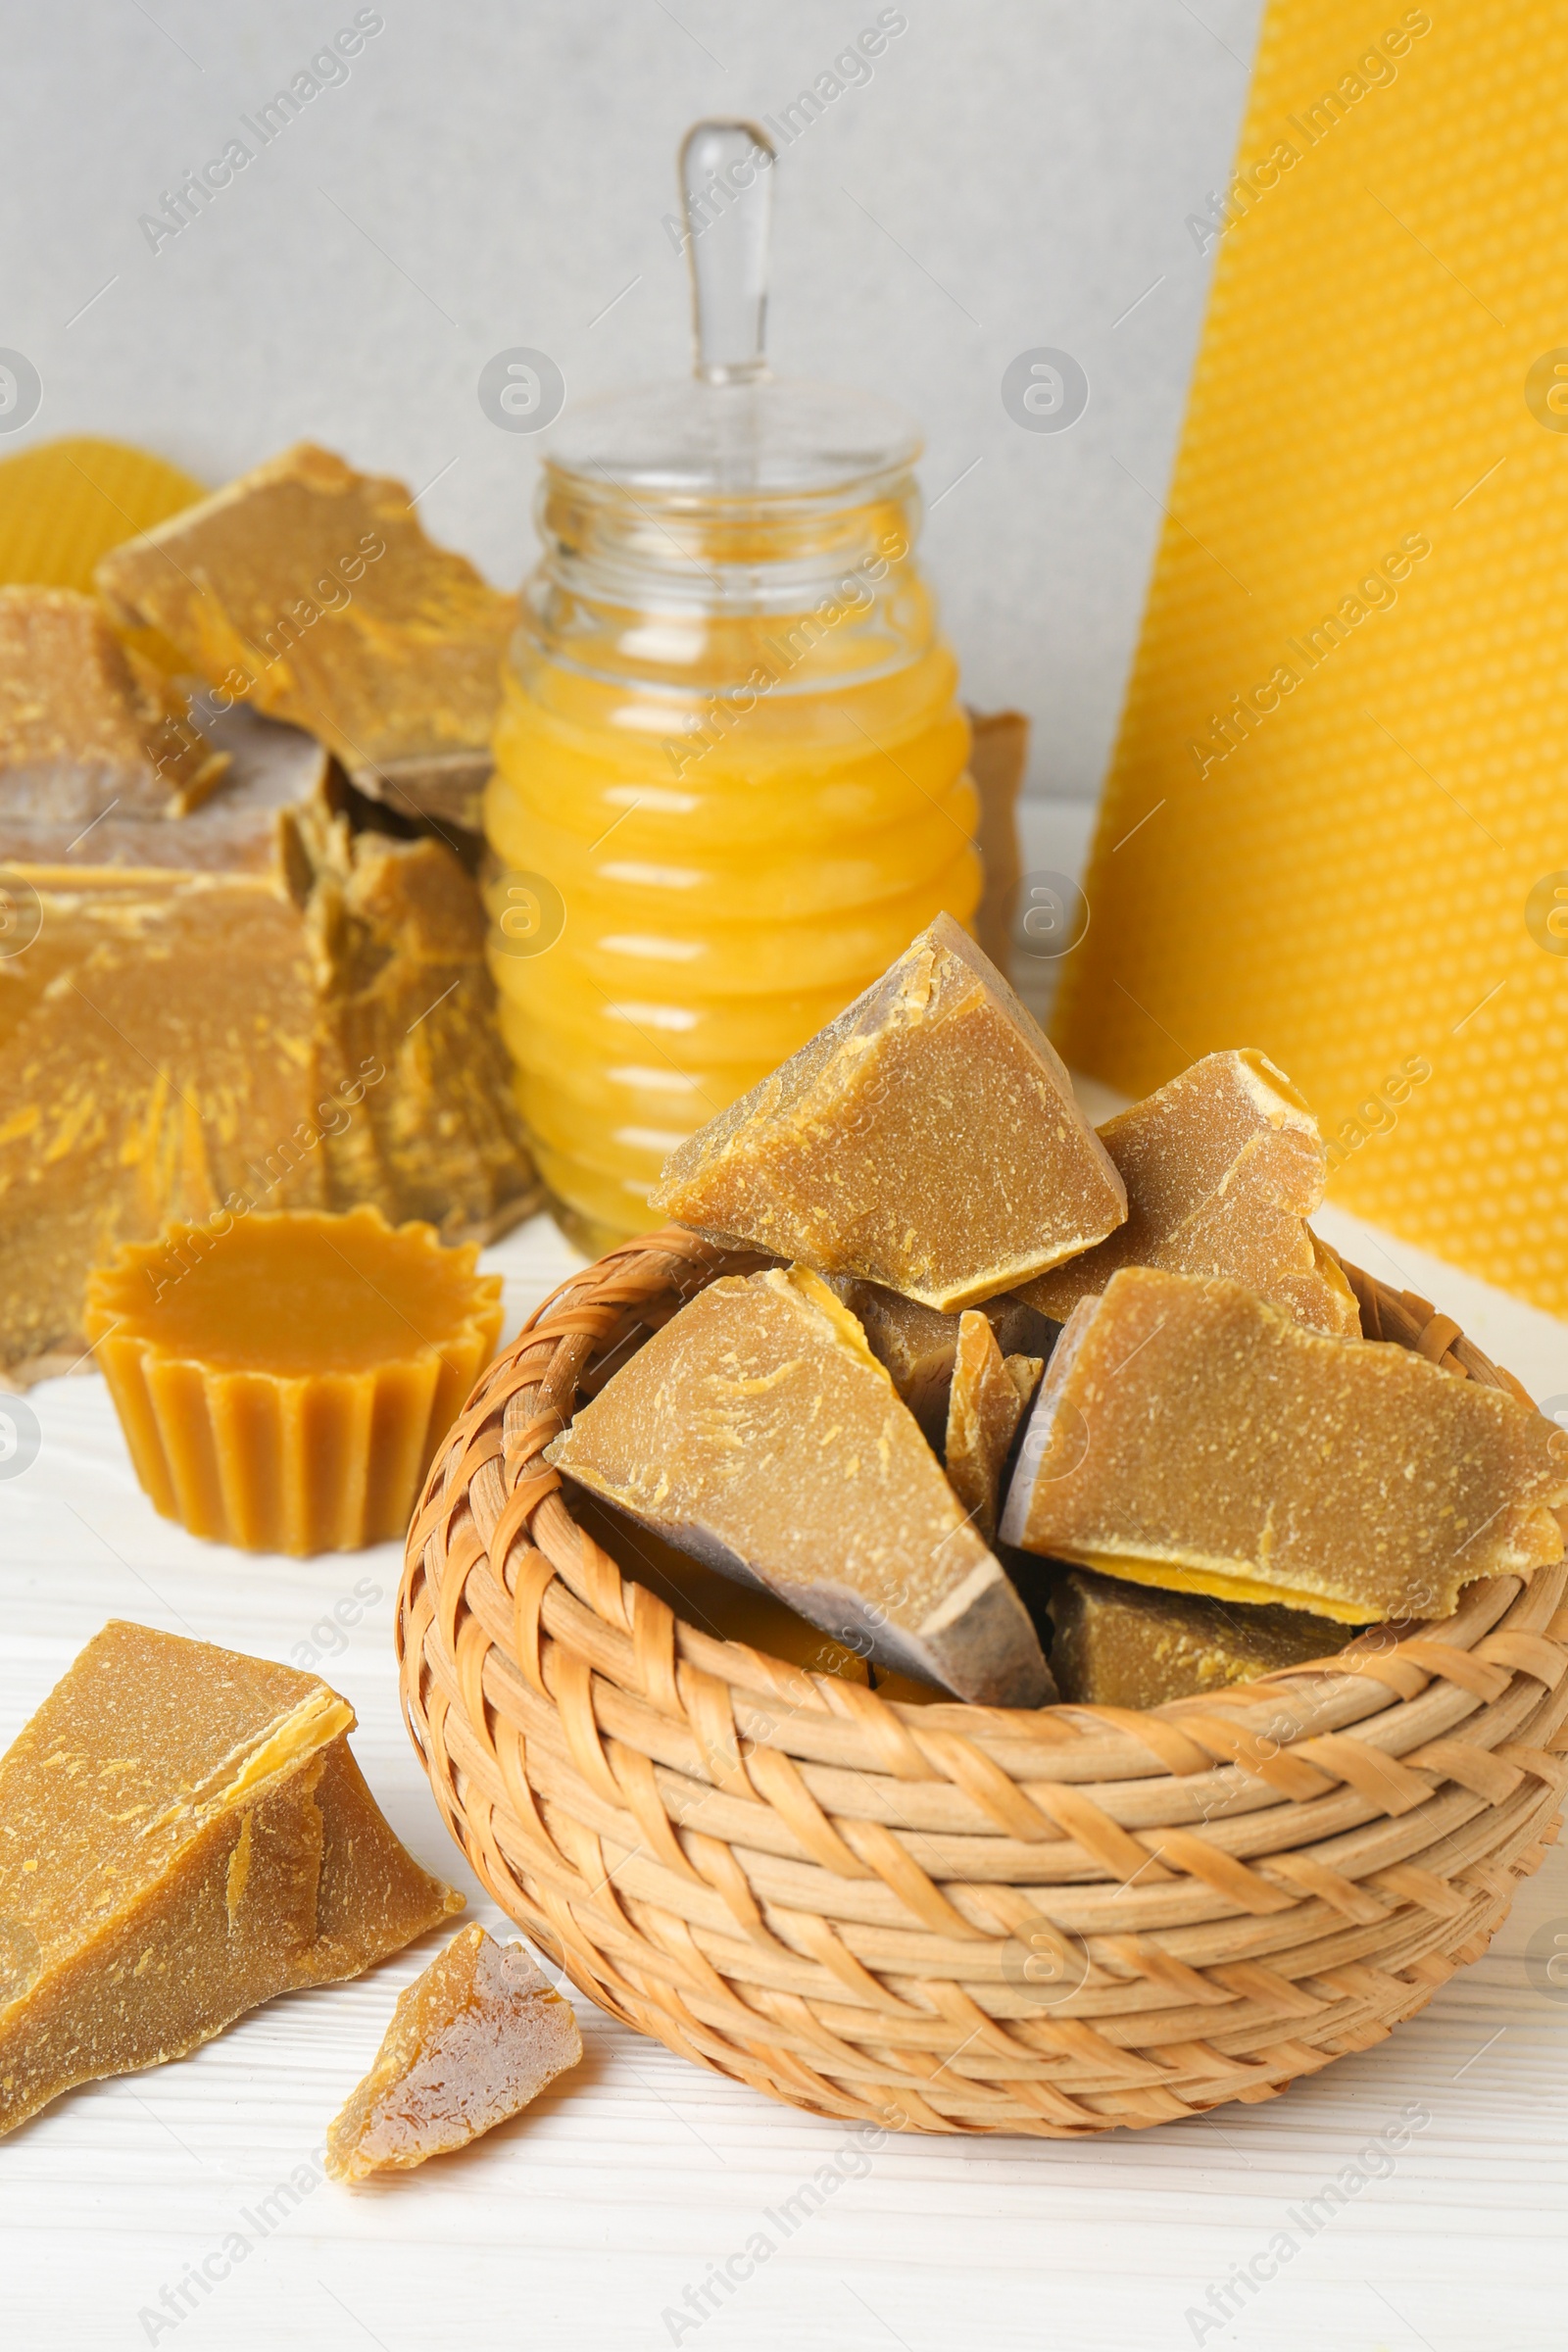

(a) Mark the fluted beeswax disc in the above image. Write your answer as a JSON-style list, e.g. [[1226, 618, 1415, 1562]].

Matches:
[[0, 436, 203, 594], [1053, 2, 1568, 1314]]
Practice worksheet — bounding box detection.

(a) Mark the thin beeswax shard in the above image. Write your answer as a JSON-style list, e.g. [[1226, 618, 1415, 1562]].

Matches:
[[1048, 1568, 1348, 1710], [838, 1278, 1054, 1447], [85, 1206, 502, 1555], [944, 1312, 1042, 1544], [0, 1622, 463, 2138], [547, 1264, 1052, 1704], [1001, 1267, 1568, 1623], [325, 1927, 582, 2182], [96, 443, 517, 827], [0, 584, 226, 819], [1017, 1050, 1358, 1334], [653, 914, 1125, 1311]]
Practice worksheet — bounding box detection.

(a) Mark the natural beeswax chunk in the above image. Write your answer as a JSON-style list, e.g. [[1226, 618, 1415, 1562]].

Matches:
[[0, 706, 537, 1385], [0, 584, 226, 820], [1001, 1267, 1568, 1623], [547, 1263, 1052, 1704], [85, 1206, 502, 1555], [944, 1311, 1041, 1544], [1048, 1568, 1348, 1709], [838, 1278, 1053, 1447], [1016, 1050, 1359, 1334], [325, 1926, 582, 2182], [0, 1621, 463, 2137], [653, 913, 1125, 1311], [96, 444, 517, 828]]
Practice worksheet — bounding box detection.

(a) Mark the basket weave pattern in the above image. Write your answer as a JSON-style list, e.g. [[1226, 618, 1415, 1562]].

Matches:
[[397, 1229, 1568, 2135]]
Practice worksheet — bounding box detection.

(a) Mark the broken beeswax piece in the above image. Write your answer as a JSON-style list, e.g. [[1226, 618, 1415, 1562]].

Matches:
[[84, 1205, 502, 1555], [0, 1620, 463, 2138], [838, 1277, 1054, 1448], [325, 1926, 582, 2182], [1000, 1267, 1568, 1623], [652, 913, 1126, 1311], [547, 1262, 1053, 1704], [1047, 1568, 1348, 1710], [95, 443, 517, 829], [1016, 1050, 1359, 1334], [0, 702, 538, 1386], [0, 584, 226, 820], [944, 1311, 1042, 1544]]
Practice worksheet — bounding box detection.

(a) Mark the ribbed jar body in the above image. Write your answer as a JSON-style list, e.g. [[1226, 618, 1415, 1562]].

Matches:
[[486, 462, 978, 1250]]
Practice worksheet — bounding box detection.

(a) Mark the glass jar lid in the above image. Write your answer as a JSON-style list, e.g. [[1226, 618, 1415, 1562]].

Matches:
[[544, 120, 922, 503]]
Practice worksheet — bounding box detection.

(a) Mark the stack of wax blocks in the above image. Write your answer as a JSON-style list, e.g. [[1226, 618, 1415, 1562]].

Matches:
[[0, 447, 538, 1389], [549, 918, 1568, 1708]]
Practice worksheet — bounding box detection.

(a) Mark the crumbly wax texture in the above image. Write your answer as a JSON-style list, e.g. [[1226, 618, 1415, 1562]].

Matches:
[[1016, 1049, 1359, 1334], [547, 1262, 1053, 1705], [836, 1277, 1054, 1449], [326, 1926, 583, 2182], [1047, 1567, 1348, 1709], [0, 1621, 463, 2138], [96, 441, 517, 826], [1001, 1265, 1568, 1624], [651, 912, 1126, 1312]]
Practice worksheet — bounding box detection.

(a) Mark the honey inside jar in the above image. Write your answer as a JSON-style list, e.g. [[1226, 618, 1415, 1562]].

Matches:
[[486, 121, 979, 1252]]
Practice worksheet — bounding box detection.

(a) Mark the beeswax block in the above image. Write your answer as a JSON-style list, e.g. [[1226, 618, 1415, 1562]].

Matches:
[[96, 444, 516, 829], [573, 1492, 873, 1683], [325, 1926, 582, 2182], [838, 1277, 1053, 1448], [967, 706, 1028, 978], [548, 1263, 1052, 1704], [0, 1621, 462, 2137], [1001, 1266, 1567, 1623], [85, 1205, 502, 1554], [944, 1311, 1041, 1544], [653, 913, 1125, 1312], [0, 708, 537, 1384], [0, 585, 226, 819], [1017, 1051, 1359, 1334], [1051, 2, 1568, 1316], [1048, 1567, 1348, 1710]]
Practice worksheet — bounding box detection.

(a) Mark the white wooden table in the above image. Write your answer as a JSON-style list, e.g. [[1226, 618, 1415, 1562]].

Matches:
[[5, 1192, 1566, 2352]]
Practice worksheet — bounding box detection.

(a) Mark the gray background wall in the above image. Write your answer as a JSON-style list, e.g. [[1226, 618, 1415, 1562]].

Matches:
[[5, 0, 1261, 801]]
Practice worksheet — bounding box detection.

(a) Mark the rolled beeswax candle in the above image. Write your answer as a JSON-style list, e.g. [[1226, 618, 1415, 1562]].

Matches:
[[0, 1621, 463, 2137], [653, 913, 1125, 1311], [547, 1263, 1053, 1705], [325, 1927, 583, 2182], [85, 1205, 502, 1554], [1001, 1266, 1568, 1623], [1016, 1050, 1359, 1334]]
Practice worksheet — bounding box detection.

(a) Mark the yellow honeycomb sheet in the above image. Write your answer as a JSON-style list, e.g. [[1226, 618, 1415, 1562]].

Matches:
[[1054, 3, 1568, 1315], [0, 436, 203, 594]]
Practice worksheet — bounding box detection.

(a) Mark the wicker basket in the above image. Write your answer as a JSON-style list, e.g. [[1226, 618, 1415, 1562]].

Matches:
[[397, 1227, 1568, 2135]]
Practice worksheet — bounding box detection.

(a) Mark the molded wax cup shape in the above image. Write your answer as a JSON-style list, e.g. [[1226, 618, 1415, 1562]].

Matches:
[[1002, 1266, 1568, 1623], [546, 1262, 1054, 1706], [84, 1206, 502, 1555], [653, 913, 1126, 1311], [1015, 1048, 1360, 1334], [326, 1927, 583, 2182], [0, 1620, 463, 2137]]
